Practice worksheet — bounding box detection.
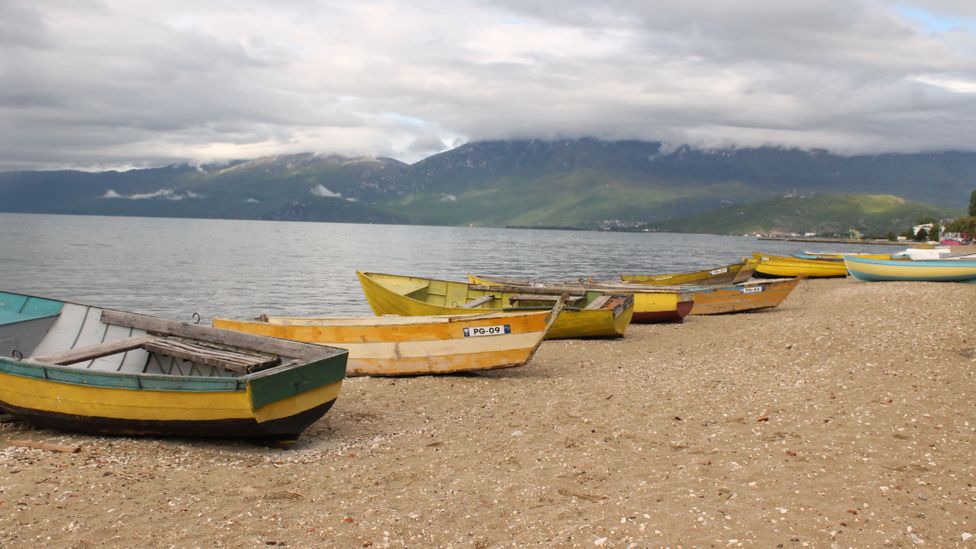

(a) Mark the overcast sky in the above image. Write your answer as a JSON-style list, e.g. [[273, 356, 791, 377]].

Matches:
[[2, 0, 975, 170]]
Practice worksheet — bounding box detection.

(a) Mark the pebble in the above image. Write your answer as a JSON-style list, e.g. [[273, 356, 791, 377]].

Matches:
[[911, 533, 925, 545], [963, 532, 973, 541], [594, 537, 608, 546]]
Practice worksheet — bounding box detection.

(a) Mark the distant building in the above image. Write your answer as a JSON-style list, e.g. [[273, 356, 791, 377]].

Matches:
[[913, 222, 934, 236]]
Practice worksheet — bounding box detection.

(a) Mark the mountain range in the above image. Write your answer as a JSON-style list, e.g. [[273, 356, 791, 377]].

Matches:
[[0, 139, 971, 234]]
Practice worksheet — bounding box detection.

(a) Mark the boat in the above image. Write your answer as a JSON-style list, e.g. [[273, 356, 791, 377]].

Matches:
[[681, 278, 800, 315], [472, 274, 796, 316], [468, 274, 693, 323], [213, 307, 559, 376], [357, 272, 634, 339], [844, 256, 976, 282], [751, 253, 848, 278], [0, 291, 348, 441], [620, 261, 754, 286], [794, 252, 892, 261]]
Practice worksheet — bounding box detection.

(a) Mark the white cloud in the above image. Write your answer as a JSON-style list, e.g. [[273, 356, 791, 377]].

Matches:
[[101, 188, 203, 200], [3, 0, 976, 170], [310, 184, 342, 198]]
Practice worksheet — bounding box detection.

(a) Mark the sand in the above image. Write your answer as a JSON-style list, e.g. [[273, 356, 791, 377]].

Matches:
[[1, 278, 975, 548]]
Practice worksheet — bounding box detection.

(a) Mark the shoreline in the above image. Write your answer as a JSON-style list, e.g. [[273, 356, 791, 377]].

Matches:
[[1, 278, 974, 547]]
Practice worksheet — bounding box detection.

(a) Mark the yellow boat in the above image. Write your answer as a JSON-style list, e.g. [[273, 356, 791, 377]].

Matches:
[[358, 271, 634, 339], [682, 278, 800, 315], [751, 253, 848, 278], [468, 274, 693, 323], [214, 307, 558, 376], [0, 291, 347, 442], [798, 252, 893, 261], [620, 262, 755, 286]]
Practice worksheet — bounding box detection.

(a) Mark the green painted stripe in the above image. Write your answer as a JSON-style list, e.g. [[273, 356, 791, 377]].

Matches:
[[0, 358, 242, 392], [0, 292, 64, 326], [248, 353, 348, 409]]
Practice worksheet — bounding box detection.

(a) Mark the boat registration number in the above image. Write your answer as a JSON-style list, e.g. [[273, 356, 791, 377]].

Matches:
[[709, 267, 729, 275], [463, 324, 512, 337], [740, 286, 764, 294]]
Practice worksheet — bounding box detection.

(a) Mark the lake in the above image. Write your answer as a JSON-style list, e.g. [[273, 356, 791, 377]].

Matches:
[[0, 213, 891, 321]]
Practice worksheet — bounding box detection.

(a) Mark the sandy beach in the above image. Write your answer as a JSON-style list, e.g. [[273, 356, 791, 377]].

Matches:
[[1, 278, 974, 548]]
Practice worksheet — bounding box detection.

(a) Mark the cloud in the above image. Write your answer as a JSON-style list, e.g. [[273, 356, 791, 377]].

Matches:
[[102, 188, 203, 200], [2, 0, 976, 171], [310, 184, 342, 198]]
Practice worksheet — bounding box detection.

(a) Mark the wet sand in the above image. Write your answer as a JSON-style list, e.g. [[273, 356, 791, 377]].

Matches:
[[1, 278, 975, 547]]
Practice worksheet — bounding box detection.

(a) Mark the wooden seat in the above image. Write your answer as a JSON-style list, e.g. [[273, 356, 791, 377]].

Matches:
[[583, 295, 612, 310], [509, 294, 584, 304], [30, 334, 279, 374], [144, 338, 279, 374], [461, 295, 496, 308], [29, 335, 158, 365]]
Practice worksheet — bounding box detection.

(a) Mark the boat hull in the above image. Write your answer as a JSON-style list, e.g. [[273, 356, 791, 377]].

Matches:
[[844, 257, 976, 282], [752, 253, 848, 278], [214, 310, 552, 376], [0, 355, 345, 441], [688, 278, 800, 315], [621, 262, 752, 285], [358, 272, 633, 339], [469, 274, 691, 325]]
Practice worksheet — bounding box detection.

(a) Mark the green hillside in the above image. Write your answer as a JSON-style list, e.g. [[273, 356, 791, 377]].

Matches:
[[2, 140, 975, 232], [384, 169, 761, 227], [654, 194, 960, 236]]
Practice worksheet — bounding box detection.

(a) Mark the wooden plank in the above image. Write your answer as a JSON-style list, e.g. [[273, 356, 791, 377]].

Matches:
[[29, 335, 158, 365], [470, 283, 586, 295], [508, 294, 584, 304], [144, 338, 279, 374], [101, 310, 335, 361], [460, 295, 496, 308], [583, 295, 612, 310]]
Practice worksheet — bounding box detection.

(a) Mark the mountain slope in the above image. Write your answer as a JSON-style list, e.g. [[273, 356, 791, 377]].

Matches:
[[654, 194, 960, 236], [1, 140, 974, 230]]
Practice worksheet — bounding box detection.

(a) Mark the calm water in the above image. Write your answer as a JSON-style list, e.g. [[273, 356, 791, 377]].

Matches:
[[0, 213, 890, 321]]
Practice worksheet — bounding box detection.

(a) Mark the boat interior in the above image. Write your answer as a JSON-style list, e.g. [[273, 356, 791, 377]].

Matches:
[[0, 292, 289, 378]]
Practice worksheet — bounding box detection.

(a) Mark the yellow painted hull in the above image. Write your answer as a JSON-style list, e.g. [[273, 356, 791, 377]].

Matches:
[[802, 252, 892, 260], [620, 262, 753, 285], [469, 274, 692, 323], [687, 278, 800, 315], [752, 253, 848, 278], [0, 366, 343, 437], [214, 310, 552, 376], [358, 272, 633, 339]]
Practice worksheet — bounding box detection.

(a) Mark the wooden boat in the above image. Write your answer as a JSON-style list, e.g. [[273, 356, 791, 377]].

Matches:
[[472, 274, 796, 316], [751, 253, 848, 278], [357, 272, 634, 339], [682, 278, 800, 315], [797, 252, 893, 261], [620, 262, 754, 286], [213, 307, 559, 376], [0, 291, 347, 441], [844, 256, 976, 282], [468, 274, 693, 323]]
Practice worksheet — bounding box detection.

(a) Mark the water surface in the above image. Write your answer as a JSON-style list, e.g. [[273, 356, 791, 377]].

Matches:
[[0, 213, 889, 320]]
